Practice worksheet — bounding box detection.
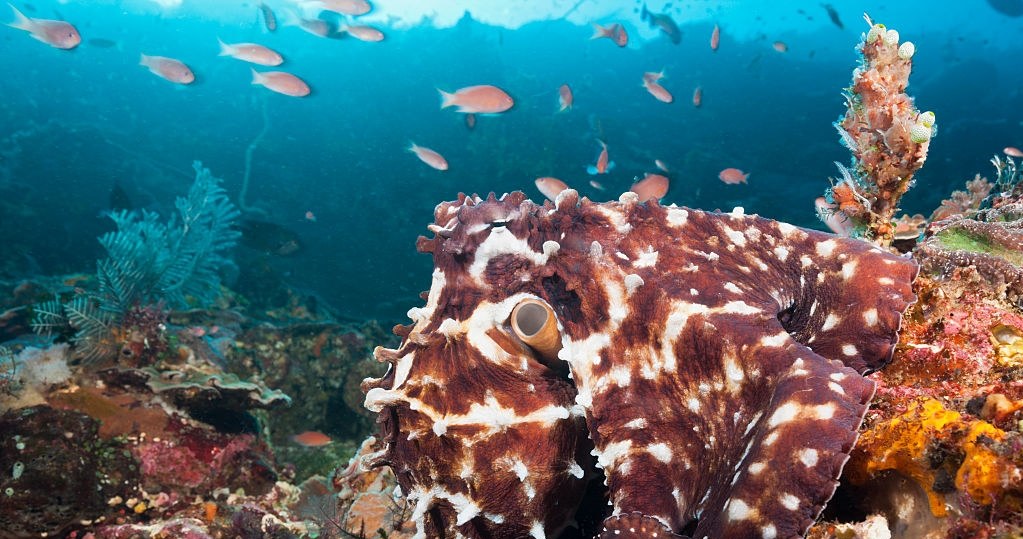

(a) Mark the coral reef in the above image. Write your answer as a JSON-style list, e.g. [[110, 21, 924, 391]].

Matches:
[[361, 190, 916, 538], [30, 161, 239, 363], [815, 176, 1023, 538], [819, 18, 933, 246]]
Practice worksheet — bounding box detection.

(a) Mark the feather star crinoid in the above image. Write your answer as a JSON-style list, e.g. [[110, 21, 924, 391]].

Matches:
[[363, 190, 917, 539]]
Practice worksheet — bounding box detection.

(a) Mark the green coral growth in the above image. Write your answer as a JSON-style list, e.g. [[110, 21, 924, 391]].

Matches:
[[933, 228, 1023, 267], [31, 162, 240, 362]]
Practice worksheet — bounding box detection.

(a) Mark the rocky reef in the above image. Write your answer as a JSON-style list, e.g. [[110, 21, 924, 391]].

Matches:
[[0, 280, 391, 539]]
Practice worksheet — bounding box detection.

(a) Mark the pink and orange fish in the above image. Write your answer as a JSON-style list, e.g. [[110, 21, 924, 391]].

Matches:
[[439, 85, 514, 114], [591, 22, 627, 47], [6, 3, 79, 49], [642, 71, 673, 103], [218, 39, 283, 66], [251, 69, 310, 97], [692, 86, 703, 107], [558, 84, 573, 112], [316, 0, 371, 16], [292, 431, 333, 447], [343, 25, 384, 42], [718, 167, 749, 185], [710, 24, 720, 51], [140, 54, 195, 85], [535, 177, 570, 202], [587, 140, 615, 175], [630, 173, 670, 202], [409, 143, 448, 171]]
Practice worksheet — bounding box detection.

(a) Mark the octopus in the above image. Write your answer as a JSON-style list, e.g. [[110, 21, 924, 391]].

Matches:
[[362, 190, 917, 539]]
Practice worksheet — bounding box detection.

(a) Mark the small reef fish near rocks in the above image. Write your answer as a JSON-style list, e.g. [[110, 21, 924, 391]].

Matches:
[[534, 176, 569, 201]]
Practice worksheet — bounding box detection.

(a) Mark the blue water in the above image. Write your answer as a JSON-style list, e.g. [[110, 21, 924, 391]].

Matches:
[[1, 0, 1022, 323]]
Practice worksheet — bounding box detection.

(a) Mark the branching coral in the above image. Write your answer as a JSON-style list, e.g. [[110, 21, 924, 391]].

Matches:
[[31, 162, 239, 363], [819, 15, 934, 246]]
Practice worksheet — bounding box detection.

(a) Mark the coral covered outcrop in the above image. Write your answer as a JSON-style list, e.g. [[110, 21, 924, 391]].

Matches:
[[829, 172, 1023, 537], [362, 190, 917, 538], [819, 18, 933, 246]]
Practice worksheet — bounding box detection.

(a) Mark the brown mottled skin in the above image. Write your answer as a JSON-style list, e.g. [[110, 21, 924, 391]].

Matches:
[[363, 191, 917, 539]]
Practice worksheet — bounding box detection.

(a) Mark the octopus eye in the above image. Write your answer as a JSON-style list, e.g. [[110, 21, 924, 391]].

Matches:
[[510, 298, 562, 362]]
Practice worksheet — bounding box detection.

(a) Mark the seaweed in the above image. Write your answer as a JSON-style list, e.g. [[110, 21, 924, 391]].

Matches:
[[31, 161, 239, 363]]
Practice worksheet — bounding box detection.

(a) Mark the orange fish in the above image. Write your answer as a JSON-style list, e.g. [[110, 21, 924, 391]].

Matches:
[[1005, 146, 1023, 158], [251, 69, 310, 97], [409, 142, 449, 171], [6, 3, 80, 49], [718, 167, 749, 185], [773, 41, 788, 53], [587, 140, 614, 175], [589, 180, 606, 191], [218, 39, 283, 66], [187, 326, 207, 337], [630, 173, 669, 202], [317, 0, 371, 16], [439, 85, 514, 114], [642, 72, 673, 103], [692, 86, 703, 107], [343, 25, 384, 42], [305, 210, 316, 222], [710, 24, 720, 51], [292, 431, 332, 447], [535, 177, 569, 202], [655, 159, 670, 173], [558, 84, 573, 112], [591, 22, 627, 47], [140, 54, 195, 85]]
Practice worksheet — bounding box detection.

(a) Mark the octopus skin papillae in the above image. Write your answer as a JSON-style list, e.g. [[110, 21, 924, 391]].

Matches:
[[362, 190, 917, 539]]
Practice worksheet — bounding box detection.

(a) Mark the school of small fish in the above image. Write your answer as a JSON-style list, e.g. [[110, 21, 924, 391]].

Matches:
[[4, 1, 871, 210]]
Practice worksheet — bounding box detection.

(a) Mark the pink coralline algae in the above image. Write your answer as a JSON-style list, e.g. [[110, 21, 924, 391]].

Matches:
[[362, 190, 917, 539]]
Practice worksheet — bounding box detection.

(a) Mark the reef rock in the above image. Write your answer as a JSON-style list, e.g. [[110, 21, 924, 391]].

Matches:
[[362, 191, 917, 538]]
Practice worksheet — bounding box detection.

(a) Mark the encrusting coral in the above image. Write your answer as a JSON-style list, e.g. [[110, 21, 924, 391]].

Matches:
[[819, 16, 934, 247], [825, 162, 1023, 537]]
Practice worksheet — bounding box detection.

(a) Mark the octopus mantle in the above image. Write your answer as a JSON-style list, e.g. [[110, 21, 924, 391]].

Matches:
[[363, 191, 917, 539]]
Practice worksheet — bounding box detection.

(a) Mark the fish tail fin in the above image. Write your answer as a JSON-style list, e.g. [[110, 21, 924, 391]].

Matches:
[[250, 67, 263, 85], [586, 165, 598, 175], [138, 53, 150, 66], [408, 141, 419, 153], [597, 138, 607, 149], [438, 89, 455, 109], [590, 23, 608, 39], [7, 2, 32, 31], [217, 37, 232, 56], [743, 173, 750, 183]]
